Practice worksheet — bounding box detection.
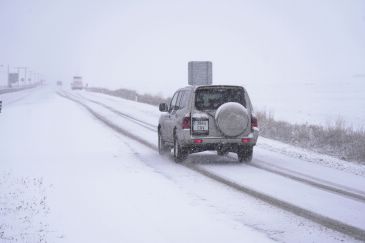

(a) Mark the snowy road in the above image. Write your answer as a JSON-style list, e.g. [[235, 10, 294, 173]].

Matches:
[[1, 86, 365, 242], [62, 89, 365, 237]]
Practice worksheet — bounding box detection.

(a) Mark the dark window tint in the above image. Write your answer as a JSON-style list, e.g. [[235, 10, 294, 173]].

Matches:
[[195, 88, 246, 110]]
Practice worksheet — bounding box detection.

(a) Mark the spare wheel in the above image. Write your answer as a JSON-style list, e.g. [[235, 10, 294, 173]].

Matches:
[[215, 102, 249, 137]]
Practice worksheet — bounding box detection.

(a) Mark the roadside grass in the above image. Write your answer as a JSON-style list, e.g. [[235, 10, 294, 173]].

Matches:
[[86, 87, 168, 106], [256, 110, 365, 163], [86, 87, 365, 164]]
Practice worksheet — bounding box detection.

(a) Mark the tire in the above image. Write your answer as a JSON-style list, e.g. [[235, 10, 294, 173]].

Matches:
[[173, 136, 188, 162], [215, 102, 249, 137], [237, 146, 253, 163], [217, 150, 229, 156], [158, 131, 170, 155]]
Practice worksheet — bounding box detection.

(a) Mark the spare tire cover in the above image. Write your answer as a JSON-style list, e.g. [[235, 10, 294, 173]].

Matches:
[[215, 102, 249, 137]]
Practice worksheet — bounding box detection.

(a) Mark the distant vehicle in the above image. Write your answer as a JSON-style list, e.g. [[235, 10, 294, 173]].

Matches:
[[71, 76, 83, 90], [57, 81, 62, 86], [158, 85, 259, 162]]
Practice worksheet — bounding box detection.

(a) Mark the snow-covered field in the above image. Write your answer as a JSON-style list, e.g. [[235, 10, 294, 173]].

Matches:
[[1, 86, 365, 242], [246, 77, 365, 130]]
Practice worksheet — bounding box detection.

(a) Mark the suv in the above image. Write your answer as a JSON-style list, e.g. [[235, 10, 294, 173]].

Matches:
[[158, 85, 259, 162]]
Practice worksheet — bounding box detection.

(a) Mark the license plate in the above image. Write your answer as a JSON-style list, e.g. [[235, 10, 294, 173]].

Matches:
[[193, 120, 208, 131]]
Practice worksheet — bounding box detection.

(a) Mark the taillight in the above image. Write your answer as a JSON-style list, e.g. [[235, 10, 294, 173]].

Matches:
[[193, 139, 203, 144], [182, 114, 191, 129], [251, 115, 258, 129], [242, 138, 251, 143]]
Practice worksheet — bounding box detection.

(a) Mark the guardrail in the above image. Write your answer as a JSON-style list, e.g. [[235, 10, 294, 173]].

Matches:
[[0, 83, 40, 95]]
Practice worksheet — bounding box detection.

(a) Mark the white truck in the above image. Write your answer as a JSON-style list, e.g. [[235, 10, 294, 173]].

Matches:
[[71, 76, 83, 90]]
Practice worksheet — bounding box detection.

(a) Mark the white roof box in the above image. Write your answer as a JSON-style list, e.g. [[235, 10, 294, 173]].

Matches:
[[188, 61, 212, 85]]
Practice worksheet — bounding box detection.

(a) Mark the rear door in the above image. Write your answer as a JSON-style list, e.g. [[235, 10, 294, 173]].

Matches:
[[193, 86, 247, 137], [170, 90, 190, 136], [163, 91, 179, 142]]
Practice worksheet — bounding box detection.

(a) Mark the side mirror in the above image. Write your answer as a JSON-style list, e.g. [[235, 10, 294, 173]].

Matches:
[[159, 103, 168, 112]]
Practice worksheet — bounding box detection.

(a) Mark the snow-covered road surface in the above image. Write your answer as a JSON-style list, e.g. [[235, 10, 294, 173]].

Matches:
[[1, 87, 274, 242], [70, 89, 365, 190], [61, 89, 365, 239], [1, 86, 364, 242]]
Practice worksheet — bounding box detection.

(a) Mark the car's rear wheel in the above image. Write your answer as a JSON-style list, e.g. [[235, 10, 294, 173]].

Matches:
[[237, 146, 253, 163], [173, 136, 188, 162], [217, 150, 229, 156], [158, 131, 170, 155]]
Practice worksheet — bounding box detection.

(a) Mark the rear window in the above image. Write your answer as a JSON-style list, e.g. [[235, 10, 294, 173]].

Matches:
[[195, 87, 246, 110]]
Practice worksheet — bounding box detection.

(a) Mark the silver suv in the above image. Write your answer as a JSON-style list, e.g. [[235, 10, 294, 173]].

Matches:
[[158, 85, 259, 162]]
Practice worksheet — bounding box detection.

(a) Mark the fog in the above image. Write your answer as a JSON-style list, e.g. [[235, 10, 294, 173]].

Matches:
[[1, 0, 364, 96], [2, 2, 365, 241]]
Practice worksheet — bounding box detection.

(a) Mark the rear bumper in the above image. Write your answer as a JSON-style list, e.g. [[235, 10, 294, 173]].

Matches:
[[178, 127, 259, 153], [185, 143, 252, 154]]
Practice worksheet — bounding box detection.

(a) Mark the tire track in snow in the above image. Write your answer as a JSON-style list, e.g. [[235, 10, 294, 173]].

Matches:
[[69, 92, 156, 132], [250, 161, 365, 203]]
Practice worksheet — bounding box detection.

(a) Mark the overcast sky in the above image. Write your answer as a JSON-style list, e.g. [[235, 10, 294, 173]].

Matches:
[[0, 0, 364, 96]]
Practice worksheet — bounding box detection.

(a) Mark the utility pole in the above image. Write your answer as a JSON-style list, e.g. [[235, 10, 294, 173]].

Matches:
[[0, 64, 8, 88], [28, 70, 32, 84], [0, 64, 3, 88], [7, 64, 10, 88]]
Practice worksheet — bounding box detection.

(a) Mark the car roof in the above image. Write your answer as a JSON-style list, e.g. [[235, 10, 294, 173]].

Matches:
[[178, 85, 245, 92]]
